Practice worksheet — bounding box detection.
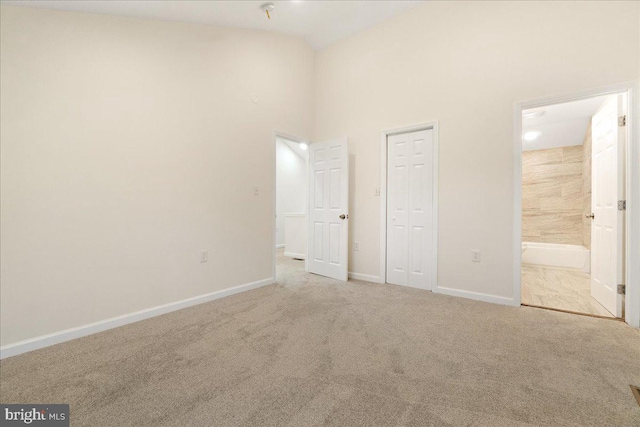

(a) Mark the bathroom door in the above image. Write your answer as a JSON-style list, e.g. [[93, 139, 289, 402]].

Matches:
[[386, 129, 434, 289], [590, 94, 625, 317], [307, 137, 349, 281]]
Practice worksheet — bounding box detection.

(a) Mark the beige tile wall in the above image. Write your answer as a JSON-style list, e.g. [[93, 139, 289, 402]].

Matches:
[[522, 145, 585, 245], [582, 124, 592, 249]]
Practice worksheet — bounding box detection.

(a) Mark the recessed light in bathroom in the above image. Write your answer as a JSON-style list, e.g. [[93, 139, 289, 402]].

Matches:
[[300, 143, 308, 150], [523, 110, 545, 119], [523, 131, 541, 141]]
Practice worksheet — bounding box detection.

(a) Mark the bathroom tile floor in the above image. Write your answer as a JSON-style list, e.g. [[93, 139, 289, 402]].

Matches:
[[521, 264, 615, 318]]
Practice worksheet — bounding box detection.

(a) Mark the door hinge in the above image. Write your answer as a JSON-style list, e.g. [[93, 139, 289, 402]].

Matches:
[[617, 284, 626, 295], [618, 115, 626, 127], [618, 200, 626, 211]]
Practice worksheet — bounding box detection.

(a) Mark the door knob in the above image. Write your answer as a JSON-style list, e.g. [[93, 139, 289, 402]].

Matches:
[[586, 213, 595, 219], [339, 214, 348, 220]]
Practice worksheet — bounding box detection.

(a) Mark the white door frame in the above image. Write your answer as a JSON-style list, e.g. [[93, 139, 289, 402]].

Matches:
[[272, 130, 310, 279], [513, 81, 640, 328], [379, 121, 439, 289]]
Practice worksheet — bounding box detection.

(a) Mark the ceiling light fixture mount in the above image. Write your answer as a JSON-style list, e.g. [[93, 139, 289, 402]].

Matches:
[[261, 3, 275, 20]]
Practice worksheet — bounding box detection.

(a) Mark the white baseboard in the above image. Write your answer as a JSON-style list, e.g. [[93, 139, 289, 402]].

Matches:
[[350, 275, 516, 306], [284, 252, 305, 259], [275, 244, 285, 249], [348, 272, 383, 283], [0, 277, 274, 360], [433, 285, 517, 307]]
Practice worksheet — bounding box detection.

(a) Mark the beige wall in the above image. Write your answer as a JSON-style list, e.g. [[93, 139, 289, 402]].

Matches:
[[1, 2, 639, 347], [314, 1, 639, 302], [582, 125, 593, 249], [522, 146, 584, 245], [0, 6, 314, 346]]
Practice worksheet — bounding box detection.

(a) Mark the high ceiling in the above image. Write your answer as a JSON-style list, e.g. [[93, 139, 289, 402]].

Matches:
[[1, 0, 425, 50]]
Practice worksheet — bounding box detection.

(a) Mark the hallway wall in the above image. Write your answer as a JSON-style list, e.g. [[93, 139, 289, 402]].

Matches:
[[276, 139, 306, 247]]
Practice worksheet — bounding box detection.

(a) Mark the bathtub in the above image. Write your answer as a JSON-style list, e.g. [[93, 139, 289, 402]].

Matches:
[[521, 242, 590, 273]]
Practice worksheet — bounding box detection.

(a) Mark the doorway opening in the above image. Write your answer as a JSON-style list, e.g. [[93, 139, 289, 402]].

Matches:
[[519, 93, 628, 319], [273, 132, 308, 282]]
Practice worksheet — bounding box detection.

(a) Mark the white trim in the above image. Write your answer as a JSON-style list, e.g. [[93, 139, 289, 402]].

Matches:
[[304, 153, 310, 273], [284, 251, 305, 259], [513, 101, 524, 308], [0, 277, 275, 359], [513, 80, 640, 327], [272, 130, 310, 279], [626, 82, 640, 328], [348, 272, 383, 283], [380, 121, 439, 291], [434, 286, 515, 306], [275, 244, 285, 249]]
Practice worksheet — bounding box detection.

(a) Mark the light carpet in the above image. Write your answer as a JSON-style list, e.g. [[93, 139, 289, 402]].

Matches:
[[1, 250, 639, 426]]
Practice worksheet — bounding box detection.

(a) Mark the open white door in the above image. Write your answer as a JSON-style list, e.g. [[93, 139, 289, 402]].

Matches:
[[308, 138, 349, 281], [591, 94, 625, 317]]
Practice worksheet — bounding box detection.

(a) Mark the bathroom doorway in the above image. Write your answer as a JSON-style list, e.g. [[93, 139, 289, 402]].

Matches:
[[518, 92, 628, 319]]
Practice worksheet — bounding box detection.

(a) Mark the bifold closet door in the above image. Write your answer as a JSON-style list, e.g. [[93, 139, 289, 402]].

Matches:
[[386, 129, 434, 289]]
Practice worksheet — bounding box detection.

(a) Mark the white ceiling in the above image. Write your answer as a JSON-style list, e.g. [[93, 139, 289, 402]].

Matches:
[[1, 0, 425, 50], [522, 95, 611, 152]]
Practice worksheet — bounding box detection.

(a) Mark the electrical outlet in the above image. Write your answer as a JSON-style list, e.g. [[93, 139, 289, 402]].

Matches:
[[201, 250, 208, 263], [374, 186, 380, 196], [253, 186, 260, 196], [471, 250, 481, 263], [354, 242, 360, 251]]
